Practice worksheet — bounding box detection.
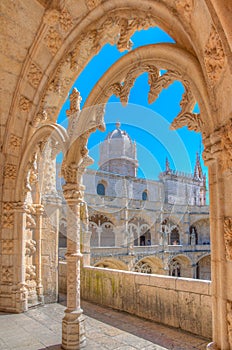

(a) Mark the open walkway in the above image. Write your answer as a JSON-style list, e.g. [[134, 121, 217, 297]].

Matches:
[[0, 299, 210, 350]]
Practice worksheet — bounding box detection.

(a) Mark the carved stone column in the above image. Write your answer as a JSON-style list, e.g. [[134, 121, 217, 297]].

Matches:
[[203, 120, 232, 350], [14, 202, 28, 313], [80, 202, 91, 266], [62, 181, 86, 349], [34, 204, 44, 303]]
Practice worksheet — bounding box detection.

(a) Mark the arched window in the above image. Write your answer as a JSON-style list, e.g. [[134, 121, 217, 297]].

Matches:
[[142, 191, 148, 200], [97, 183, 105, 196]]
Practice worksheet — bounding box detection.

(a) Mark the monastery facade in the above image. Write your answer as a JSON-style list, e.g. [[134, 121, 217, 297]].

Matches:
[[83, 123, 210, 278]]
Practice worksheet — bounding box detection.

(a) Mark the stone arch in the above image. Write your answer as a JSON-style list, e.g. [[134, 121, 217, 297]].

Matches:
[[2, 0, 225, 203], [168, 254, 192, 278], [133, 256, 164, 274], [196, 254, 211, 281], [15, 123, 68, 202], [1, 2, 232, 349], [89, 214, 115, 247], [190, 218, 210, 245], [94, 258, 128, 270], [129, 216, 152, 246]]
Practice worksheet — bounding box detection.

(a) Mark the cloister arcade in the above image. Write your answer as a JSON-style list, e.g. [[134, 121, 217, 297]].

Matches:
[[1, 1, 232, 349]]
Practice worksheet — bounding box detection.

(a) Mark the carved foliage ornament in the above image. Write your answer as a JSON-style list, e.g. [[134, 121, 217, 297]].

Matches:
[[38, 11, 156, 124], [19, 96, 31, 112], [2, 266, 13, 283], [2, 240, 14, 254], [44, 7, 72, 32], [4, 164, 17, 179], [224, 217, 232, 261], [203, 119, 232, 170], [45, 27, 62, 55], [175, 0, 194, 21], [27, 63, 43, 88], [227, 300, 232, 347], [220, 119, 232, 172], [204, 25, 225, 84], [25, 240, 36, 257], [9, 134, 21, 152], [85, 0, 101, 11]]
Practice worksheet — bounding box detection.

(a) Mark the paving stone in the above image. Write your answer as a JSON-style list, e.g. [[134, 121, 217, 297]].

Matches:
[[0, 300, 210, 350]]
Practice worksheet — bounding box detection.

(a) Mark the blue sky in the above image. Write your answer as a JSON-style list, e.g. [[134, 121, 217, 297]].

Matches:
[[58, 27, 207, 188]]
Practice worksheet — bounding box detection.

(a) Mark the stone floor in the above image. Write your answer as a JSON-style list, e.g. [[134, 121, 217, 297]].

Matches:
[[0, 299, 210, 350]]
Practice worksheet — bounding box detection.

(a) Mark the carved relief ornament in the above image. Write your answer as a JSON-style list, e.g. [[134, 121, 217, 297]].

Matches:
[[27, 63, 43, 88], [204, 25, 225, 84], [203, 119, 232, 172], [44, 28, 62, 55], [175, 0, 194, 21], [227, 300, 232, 347], [4, 164, 17, 179], [224, 217, 232, 261], [9, 134, 22, 152], [38, 11, 156, 122]]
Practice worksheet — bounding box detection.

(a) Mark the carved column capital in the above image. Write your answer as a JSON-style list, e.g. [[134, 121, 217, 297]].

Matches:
[[203, 118, 232, 173]]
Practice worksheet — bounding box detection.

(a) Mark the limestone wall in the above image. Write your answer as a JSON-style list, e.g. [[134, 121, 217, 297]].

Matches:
[[59, 262, 212, 339]]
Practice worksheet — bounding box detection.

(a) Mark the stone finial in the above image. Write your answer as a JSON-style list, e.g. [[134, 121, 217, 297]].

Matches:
[[66, 88, 82, 117], [165, 157, 171, 174]]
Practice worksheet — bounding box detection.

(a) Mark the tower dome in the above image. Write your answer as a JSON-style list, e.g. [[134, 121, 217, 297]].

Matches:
[[99, 122, 138, 177]]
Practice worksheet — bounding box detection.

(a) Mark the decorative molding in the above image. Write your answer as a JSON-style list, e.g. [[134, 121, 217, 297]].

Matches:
[[9, 134, 22, 152], [4, 164, 17, 179], [117, 15, 156, 52], [85, 0, 101, 11], [27, 63, 43, 88], [25, 265, 36, 281], [204, 25, 225, 84], [44, 27, 62, 55], [171, 112, 203, 132], [38, 11, 157, 121], [220, 119, 232, 172], [203, 119, 232, 170], [227, 300, 232, 347], [44, 9, 60, 26], [25, 240, 37, 257], [44, 7, 73, 32], [224, 217, 232, 261], [2, 266, 13, 283], [19, 96, 31, 112], [175, 0, 194, 21], [2, 240, 14, 254], [59, 8, 73, 32], [31, 110, 48, 128]]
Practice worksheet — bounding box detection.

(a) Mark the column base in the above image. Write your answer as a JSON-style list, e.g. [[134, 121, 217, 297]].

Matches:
[[62, 313, 86, 350], [15, 283, 28, 313], [207, 342, 219, 349]]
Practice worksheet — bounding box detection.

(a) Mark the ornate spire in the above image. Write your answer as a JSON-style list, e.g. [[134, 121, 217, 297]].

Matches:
[[116, 121, 121, 129], [165, 157, 171, 174], [194, 152, 203, 179]]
